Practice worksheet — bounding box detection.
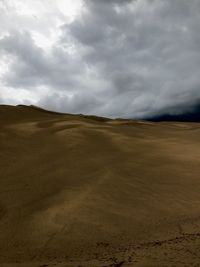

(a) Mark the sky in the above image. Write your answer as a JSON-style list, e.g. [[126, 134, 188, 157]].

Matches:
[[0, 0, 200, 118]]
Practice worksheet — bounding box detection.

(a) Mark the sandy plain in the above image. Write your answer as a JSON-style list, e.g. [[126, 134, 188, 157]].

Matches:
[[1, 105, 200, 266]]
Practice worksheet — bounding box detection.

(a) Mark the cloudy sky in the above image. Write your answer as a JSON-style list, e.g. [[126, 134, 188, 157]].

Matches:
[[0, 0, 200, 118]]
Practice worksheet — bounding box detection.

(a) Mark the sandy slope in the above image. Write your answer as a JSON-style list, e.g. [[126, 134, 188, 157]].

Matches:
[[1, 105, 200, 267]]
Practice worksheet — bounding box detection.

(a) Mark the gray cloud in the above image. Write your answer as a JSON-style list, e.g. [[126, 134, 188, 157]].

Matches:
[[1, 0, 200, 118]]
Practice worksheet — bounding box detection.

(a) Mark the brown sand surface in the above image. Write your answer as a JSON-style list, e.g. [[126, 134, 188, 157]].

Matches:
[[1, 105, 200, 266]]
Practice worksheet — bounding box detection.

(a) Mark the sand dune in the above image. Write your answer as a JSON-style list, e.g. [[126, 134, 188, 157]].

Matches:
[[1, 105, 200, 266]]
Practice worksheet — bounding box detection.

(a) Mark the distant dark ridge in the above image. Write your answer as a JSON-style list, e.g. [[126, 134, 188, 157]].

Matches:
[[146, 106, 200, 122]]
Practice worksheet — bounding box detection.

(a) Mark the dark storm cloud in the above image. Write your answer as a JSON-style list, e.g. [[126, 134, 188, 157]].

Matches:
[[1, 0, 200, 118], [61, 0, 200, 117]]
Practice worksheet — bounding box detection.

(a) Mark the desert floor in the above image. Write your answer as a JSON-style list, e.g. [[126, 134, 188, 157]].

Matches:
[[1, 105, 200, 267]]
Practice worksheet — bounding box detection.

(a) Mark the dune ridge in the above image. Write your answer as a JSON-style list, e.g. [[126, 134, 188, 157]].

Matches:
[[1, 105, 200, 266]]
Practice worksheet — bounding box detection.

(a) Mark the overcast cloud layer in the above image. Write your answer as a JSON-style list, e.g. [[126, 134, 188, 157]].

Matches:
[[0, 0, 200, 118]]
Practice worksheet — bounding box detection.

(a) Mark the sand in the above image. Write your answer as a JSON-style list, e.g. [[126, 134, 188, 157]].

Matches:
[[1, 104, 200, 267]]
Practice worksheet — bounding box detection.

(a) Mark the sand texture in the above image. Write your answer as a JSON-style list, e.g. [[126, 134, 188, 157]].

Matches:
[[1, 105, 200, 266]]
